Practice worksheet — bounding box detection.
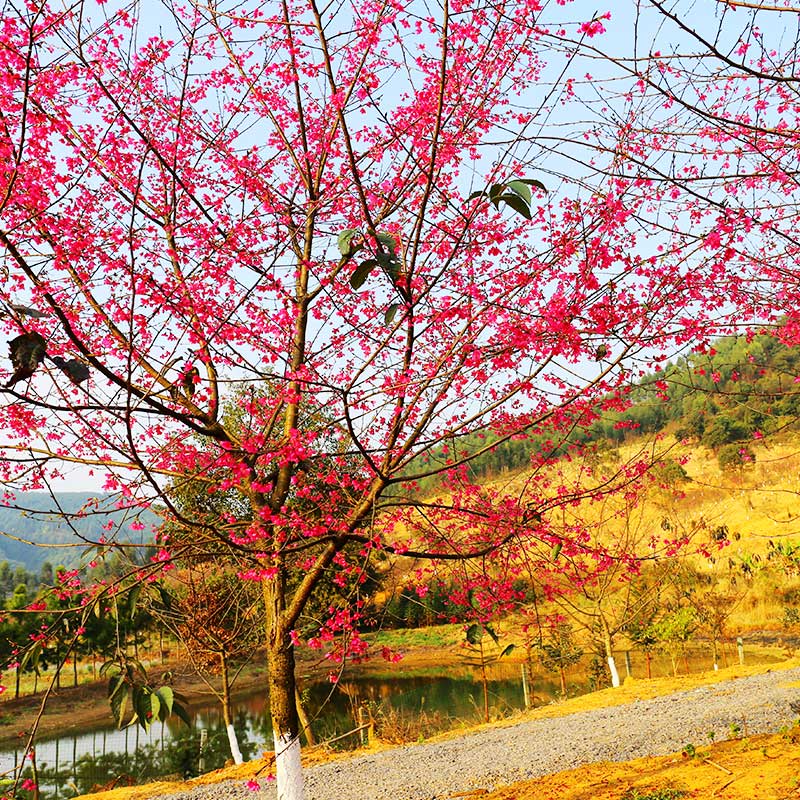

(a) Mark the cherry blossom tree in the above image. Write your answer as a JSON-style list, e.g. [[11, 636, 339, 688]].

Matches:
[[1, 0, 798, 796]]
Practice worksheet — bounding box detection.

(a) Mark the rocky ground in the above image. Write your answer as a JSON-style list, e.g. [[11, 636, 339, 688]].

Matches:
[[154, 666, 800, 800]]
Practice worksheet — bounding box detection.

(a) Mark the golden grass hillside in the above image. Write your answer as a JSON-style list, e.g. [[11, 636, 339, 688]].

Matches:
[[383, 431, 800, 646]]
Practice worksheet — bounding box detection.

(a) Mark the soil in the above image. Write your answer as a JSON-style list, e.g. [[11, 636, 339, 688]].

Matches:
[[481, 732, 800, 800]]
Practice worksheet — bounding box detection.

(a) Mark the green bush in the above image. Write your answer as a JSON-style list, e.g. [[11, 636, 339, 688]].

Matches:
[[717, 443, 755, 471]]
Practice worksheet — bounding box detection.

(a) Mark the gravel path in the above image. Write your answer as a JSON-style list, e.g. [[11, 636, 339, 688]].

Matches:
[[159, 667, 800, 800]]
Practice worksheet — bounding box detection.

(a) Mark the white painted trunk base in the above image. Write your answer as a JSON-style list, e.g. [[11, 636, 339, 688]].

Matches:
[[275, 732, 306, 800], [608, 655, 621, 688], [226, 723, 244, 765]]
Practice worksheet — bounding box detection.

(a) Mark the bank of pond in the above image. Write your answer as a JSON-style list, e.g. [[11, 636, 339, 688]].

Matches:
[[0, 644, 783, 798]]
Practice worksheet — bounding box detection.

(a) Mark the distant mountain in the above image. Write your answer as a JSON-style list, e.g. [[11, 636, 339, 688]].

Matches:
[[0, 493, 162, 572]]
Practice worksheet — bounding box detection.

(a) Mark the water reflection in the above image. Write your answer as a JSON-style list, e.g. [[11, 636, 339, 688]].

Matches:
[[28, 719, 258, 798]]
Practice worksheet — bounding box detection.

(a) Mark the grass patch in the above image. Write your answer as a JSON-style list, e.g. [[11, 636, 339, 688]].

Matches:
[[367, 623, 463, 650], [622, 789, 686, 800]]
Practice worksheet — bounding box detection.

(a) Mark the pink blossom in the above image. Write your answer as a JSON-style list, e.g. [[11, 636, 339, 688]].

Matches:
[[579, 19, 606, 37]]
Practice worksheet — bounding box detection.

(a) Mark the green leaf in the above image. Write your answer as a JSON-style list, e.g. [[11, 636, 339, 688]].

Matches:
[[350, 259, 378, 290], [150, 691, 161, 722], [487, 183, 506, 202], [466, 177, 547, 208], [518, 178, 548, 193], [384, 303, 400, 325], [466, 623, 483, 644], [108, 673, 126, 700], [374, 232, 397, 255], [133, 686, 152, 731], [99, 660, 119, 678], [50, 356, 90, 385], [337, 229, 359, 256], [484, 624, 499, 646], [551, 541, 563, 561], [127, 584, 142, 617], [376, 251, 401, 282], [506, 180, 532, 205], [171, 699, 192, 727], [156, 685, 174, 716], [154, 586, 172, 612], [129, 658, 147, 679], [499, 644, 516, 659], [497, 192, 532, 220], [20, 642, 42, 676], [110, 683, 128, 727]]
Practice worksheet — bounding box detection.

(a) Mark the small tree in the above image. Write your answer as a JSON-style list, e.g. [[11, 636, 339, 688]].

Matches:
[[687, 589, 741, 671], [652, 607, 696, 677], [462, 622, 515, 723], [624, 586, 663, 681], [546, 490, 693, 688], [156, 569, 262, 764], [538, 622, 583, 697]]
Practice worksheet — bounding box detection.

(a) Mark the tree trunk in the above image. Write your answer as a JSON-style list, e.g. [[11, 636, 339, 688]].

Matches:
[[601, 619, 620, 688], [265, 570, 306, 800], [645, 651, 652, 680], [607, 655, 620, 687], [558, 666, 567, 696], [480, 639, 489, 723], [295, 687, 316, 747], [220, 652, 243, 765]]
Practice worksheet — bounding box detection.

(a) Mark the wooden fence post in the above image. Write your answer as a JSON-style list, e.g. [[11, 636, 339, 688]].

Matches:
[[521, 664, 531, 709]]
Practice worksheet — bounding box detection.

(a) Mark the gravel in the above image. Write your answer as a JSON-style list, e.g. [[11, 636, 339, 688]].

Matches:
[[158, 666, 800, 800]]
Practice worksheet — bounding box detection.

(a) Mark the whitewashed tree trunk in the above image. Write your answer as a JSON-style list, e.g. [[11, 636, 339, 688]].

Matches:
[[600, 617, 621, 688], [264, 567, 307, 800], [275, 732, 306, 800], [220, 652, 243, 765], [607, 655, 621, 688], [226, 724, 244, 765]]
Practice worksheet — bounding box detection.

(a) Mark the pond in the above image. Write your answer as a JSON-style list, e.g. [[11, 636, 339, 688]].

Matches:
[[0, 644, 781, 798]]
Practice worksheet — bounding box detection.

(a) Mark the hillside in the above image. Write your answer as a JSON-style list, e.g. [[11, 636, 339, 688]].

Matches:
[[0, 493, 161, 572], [407, 331, 800, 489]]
